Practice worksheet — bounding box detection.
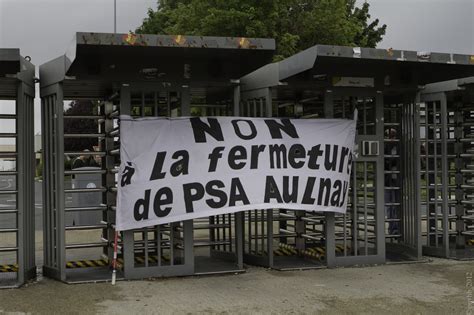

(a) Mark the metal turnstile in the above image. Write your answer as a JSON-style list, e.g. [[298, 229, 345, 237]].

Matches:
[[239, 88, 386, 269], [39, 32, 274, 282], [455, 102, 474, 254], [238, 40, 474, 268], [0, 50, 36, 288], [383, 98, 422, 262], [41, 97, 114, 283], [40, 87, 245, 282], [239, 92, 328, 270], [118, 86, 244, 279], [329, 92, 385, 267], [421, 82, 474, 258], [419, 96, 457, 257]]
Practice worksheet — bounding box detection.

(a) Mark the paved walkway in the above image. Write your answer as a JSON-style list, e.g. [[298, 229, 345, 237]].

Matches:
[[0, 258, 472, 314]]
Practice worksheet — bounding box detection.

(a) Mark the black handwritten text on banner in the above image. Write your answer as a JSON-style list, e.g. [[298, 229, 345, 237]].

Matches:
[[116, 116, 356, 231]]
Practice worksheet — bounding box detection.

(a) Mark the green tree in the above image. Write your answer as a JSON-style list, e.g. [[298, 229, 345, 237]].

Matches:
[[137, 0, 386, 60], [63, 100, 99, 152], [347, 0, 387, 47]]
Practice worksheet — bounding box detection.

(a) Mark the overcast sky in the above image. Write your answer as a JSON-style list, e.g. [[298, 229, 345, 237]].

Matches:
[[1, 0, 472, 65], [364, 0, 473, 54], [0, 0, 473, 134]]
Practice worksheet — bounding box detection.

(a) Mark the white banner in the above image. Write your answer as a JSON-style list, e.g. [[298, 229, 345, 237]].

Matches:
[[117, 116, 356, 231]]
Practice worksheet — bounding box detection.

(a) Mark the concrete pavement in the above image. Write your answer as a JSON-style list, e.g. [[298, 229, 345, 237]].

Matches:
[[0, 258, 472, 314]]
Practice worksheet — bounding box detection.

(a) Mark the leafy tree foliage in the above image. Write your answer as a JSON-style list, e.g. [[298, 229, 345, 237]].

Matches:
[[137, 0, 386, 60], [63, 100, 98, 152]]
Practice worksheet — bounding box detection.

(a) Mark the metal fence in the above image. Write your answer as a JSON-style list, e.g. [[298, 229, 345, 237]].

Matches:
[[420, 78, 474, 259], [39, 32, 274, 282], [0, 49, 36, 288], [36, 34, 474, 283], [119, 85, 245, 279], [240, 45, 474, 268], [240, 89, 386, 269]]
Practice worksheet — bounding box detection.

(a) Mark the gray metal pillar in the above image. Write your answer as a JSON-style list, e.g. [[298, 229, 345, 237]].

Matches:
[[440, 93, 450, 258], [264, 88, 274, 268], [454, 101, 465, 249], [233, 85, 244, 270], [103, 101, 116, 263], [41, 83, 66, 281], [120, 84, 134, 278], [264, 88, 272, 118], [233, 85, 241, 117], [16, 81, 36, 284], [414, 94, 423, 258], [181, 87, 191, 116], [56, 84, 66, 281], [180, 86, 194, 271], [324, 90, 336, 267], [375, 92, 386, 261]]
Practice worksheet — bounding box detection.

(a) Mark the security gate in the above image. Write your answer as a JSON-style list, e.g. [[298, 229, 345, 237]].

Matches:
[[41, 94, 113, 282], [118, 85, 244, 278], [0, 50, 36, 288], [239, 88, 386, 269], [40, 86, 245, 282], [328, 90, 385, 266], [421, 83, 474, 259], [115, 86, 191, 279], [455, 101, 474, 254], [238, 43, 474, 267], [239, 91, 318, 270], [383, 98, 422, 261], [39, 32, 273, 282], [115, 84, 243, 279], [419, 95, 456, 257]]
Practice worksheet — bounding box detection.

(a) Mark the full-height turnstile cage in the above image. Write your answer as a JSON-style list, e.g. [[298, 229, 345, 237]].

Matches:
[[240, 45, 474, 269], [39, 32, 275, 282], [0, 49, 36, 288], [420, 77, 474, 259]]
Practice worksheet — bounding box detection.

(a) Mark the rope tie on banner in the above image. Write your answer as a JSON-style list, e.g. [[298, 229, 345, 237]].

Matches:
[[111, 230, 119, 285]]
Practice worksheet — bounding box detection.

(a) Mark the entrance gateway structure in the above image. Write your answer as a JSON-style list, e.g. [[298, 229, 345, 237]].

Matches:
[[39, 32, 275, 283], [38, 32, 474, 283], [420, 77, 474, 259], [0, 49, 36, 288], [240, 46, 474, 269]]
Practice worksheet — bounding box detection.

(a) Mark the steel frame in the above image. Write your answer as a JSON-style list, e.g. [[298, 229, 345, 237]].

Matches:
[[421, 78, 474, 259], [36, 34, 474, 281], [240, 45, 474, 268], [0, 49, 36, 288], [39, 32, 274, 282]]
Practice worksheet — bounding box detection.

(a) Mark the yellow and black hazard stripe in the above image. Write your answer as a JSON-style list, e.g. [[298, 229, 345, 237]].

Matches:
[[303, 247, 324, 261], [302, 249, 324, 261], [0, 264, 18, 273], [273, 248, 286, 256], [134, 255, 170, 264], [254, 243, 349, 261], [308, 246, 325, 255], [66, 259, 108, 269], [66, 255, 171, 269], [336, 244, 350, 253], [278, 243, 298, 255], [276, 243, 325, 260], [254, 249, 295, 257]]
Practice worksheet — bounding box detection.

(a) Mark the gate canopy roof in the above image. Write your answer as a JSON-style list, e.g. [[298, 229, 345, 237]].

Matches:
[[241, 45, 474, 92], [0, 49, 21, 76], [459, 77, 474, 86], [423, 76, 474, 95], [0, 48, 35, 98], [40, 32, 275, 98]]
